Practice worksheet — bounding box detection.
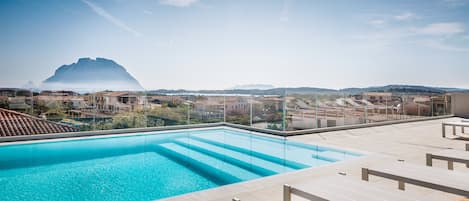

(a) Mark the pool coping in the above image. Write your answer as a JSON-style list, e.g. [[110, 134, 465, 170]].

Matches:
[[0, 114, 453, 143]]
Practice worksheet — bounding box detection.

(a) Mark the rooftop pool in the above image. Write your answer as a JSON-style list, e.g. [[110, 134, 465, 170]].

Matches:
[[0, 127, 361, 201]]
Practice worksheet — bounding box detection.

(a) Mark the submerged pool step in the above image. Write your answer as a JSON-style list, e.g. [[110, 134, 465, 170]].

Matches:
[[187, 136, 310, 169], [172, 138, 296, 176], [190, 134, 341, 167], [156, 143, 261, 184], [317, 151, 349, 161]]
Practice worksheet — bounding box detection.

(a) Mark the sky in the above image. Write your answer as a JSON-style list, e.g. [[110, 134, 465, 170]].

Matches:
[[0, 0, 468, 90]]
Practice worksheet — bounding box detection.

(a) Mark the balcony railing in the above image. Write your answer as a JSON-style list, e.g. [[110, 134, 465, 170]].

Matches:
[[0, 88, 454, 136]]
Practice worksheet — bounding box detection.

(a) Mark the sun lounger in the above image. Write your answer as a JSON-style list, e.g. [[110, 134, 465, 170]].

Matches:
[[442, 122, 469, 137], [462, 119, 469, 130], [362, 162, 469, 196], [283, 176, 437, 201], [426, 149, 469, 169]]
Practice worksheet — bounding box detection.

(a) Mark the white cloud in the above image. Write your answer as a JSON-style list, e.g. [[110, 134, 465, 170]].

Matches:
[[423, 40, 469, 52], [82, 0, 142, 37], [356, 21, 468, 53], [159, 0, 199, 7], [394, 12, 417, 21], [443, 0, 469, 7], [368, 19, 385, 26], [280, 0, 292, 22], [415, 22, 464, 36], [143, 10, 153, 15]]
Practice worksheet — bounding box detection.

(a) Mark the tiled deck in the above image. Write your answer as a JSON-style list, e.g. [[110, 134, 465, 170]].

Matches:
[[162, 117, 469, 201]]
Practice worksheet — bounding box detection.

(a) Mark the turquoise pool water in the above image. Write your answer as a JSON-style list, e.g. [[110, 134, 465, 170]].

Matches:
[[0, 128, 360, 201]]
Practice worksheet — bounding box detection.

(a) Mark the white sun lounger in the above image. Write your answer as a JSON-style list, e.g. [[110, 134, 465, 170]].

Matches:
[[283, 176, 438, 201], [362, 162, 469, 196], [442, 122, 469, 137], [426, 149, 469, 170], [426, 148, 469, 170]]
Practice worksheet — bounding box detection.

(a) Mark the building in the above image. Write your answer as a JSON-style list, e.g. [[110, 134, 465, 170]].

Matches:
[[0, 108, 79, 136], [0, 88, 32, 97], [449, 92, 469, 117], [34, 96, 85, 110], [8, 96, 32, 110], [362, 92, 393, 104], [88, 91, 147, 114], [39, 90, 79, 96]]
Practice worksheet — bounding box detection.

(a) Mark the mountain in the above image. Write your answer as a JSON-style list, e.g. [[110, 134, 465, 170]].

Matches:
[[340, 85, 468, 94], [148, 87, 337, 95], [148, 85, 468, 96], [42, 58, 143, 92], [230, 84, 275, 90]]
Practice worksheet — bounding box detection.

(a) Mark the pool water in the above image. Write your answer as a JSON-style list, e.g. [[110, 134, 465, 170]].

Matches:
[[0, 128, 360, 201]]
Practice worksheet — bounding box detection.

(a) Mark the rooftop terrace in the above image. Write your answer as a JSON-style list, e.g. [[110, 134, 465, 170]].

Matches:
[[162, 117, 469, 201]]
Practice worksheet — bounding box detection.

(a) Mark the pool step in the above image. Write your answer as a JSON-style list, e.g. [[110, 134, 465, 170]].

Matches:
[[190, 134, 341, 167], [173, 138, 296, 176], [317, 151, 348, 161], [187, 136, 310, 169], [156, 143, 261, 184]]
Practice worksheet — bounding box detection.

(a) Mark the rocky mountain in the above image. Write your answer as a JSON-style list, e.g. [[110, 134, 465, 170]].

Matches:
[[148, 85, 468, 95], [230, 84, 275, 90], [42, 58, 143, 92], [340, 85, 468, 94]]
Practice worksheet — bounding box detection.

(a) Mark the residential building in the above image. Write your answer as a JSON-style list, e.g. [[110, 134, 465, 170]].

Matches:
[[0, 108, 79, 136]]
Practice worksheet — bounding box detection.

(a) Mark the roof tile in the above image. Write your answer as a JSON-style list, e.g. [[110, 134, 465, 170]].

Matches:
[[0, 108, 79, 137]]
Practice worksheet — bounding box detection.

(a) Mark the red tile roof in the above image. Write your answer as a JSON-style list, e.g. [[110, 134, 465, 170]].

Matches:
[[0, 108, 79, 137]]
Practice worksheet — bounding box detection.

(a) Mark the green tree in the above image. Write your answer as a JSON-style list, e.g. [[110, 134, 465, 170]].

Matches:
[[0, 98, 9, 109], [112, 111, 147, 129]]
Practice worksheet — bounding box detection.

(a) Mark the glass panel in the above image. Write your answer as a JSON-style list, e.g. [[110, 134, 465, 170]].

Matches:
[[250, 95, 283, 130], [225, 95, 251, 126], [190, 95, 224, 124], [0, 83, 456, 134], [145, 94, 189, 127]]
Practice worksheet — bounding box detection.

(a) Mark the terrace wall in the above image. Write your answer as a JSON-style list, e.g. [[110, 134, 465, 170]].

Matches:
[[451, 93, 469, 117]]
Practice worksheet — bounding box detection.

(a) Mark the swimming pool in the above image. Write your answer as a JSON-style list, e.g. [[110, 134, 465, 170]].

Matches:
[[0, 127, 360, 201]]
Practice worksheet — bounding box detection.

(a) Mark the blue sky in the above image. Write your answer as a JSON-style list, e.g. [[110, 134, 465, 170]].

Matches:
[[1, 0, 468, 90]]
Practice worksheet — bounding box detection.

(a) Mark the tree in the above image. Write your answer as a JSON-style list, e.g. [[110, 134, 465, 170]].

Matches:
[[147, 106, 186, 125], [112, 111, 147, 129], [0, 98, 9, 109]]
